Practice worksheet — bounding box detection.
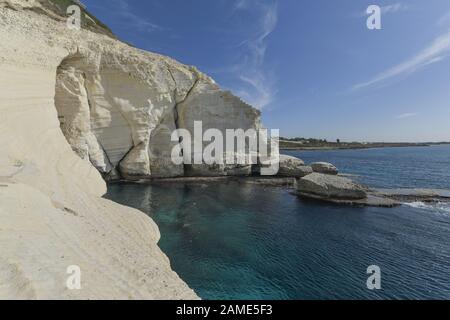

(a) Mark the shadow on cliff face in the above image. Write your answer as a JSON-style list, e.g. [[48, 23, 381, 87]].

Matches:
[[54, 51, 263, 183], [54, 52, 185, 182], [55, 53, 132, 181]]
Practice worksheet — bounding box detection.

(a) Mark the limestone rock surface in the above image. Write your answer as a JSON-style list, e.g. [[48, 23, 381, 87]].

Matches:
[[7, 0, 261, 181], [0, 0, 199, 299], [310, 162, 339, 175], [52, 34, 260, 180], [277, 155, 312, 177], [297, 173, 368, 200], [177, 79, 261, 177]]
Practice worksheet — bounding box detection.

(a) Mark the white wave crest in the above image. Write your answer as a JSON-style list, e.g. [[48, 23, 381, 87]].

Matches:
[[404, 201, 450, 214]]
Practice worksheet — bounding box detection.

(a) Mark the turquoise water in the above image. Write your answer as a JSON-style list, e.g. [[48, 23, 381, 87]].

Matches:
[[285, 145, 450, 189], [105, 145, 450, 300]]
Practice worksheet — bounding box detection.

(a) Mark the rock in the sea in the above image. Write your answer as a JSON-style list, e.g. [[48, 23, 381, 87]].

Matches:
[[278, 155, 312, 177], [297, 173, 367, 200], [310, 162, 338, 175]]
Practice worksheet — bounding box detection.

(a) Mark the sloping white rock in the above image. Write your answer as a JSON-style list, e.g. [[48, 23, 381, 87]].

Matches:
[[0, 0, 197, 299]]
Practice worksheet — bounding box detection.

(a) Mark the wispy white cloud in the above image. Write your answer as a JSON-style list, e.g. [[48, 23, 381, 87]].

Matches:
[[233, 0, 252, 11], [380, 3, 408, 14], [437, 11, 450, 27], [239, 74, 274, 110], [358, 2, 408, 17], [396, 112, 418, 119], [352, 30, 450, 90], [230, 0, 278, 109], [109, 0, 164, 33]]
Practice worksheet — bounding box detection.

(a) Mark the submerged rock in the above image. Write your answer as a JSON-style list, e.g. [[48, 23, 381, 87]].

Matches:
[[299, 193, 400, 208], [310, 162, 338, 175], [374, 188, 450, 203], [297, 173, 367, 200]]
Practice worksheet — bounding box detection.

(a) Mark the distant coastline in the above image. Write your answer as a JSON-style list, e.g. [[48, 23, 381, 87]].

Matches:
[[280, 140, 450, 151]]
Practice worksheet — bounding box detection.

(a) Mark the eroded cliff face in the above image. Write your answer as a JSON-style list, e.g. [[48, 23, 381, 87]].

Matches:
[[0, 0, 206, 299], [0, 0, 262, 299], [53, 49, 261, 180], [41, 0, 262, 181], [54, 52, 196, 180]]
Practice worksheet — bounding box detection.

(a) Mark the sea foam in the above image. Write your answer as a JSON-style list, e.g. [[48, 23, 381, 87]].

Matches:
[[404, 201, 450, 214]]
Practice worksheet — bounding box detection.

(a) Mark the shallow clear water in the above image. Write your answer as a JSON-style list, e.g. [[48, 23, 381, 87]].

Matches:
[[105, 145, 450, 300]]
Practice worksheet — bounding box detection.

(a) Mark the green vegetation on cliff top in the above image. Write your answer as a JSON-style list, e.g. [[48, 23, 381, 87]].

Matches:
[[37, 0, 115, 37]]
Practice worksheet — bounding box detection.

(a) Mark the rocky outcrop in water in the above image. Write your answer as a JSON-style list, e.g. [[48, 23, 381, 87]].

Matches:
[[297, 173, 368, 200], [296, 172, 400, 207], [277, 155, 313, 177], [374, 188, 450, 203], [311, 162, 339, 175]]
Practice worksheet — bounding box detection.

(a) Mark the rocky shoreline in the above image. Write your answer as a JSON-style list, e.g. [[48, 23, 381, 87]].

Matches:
[[112, 156, 450, 208]]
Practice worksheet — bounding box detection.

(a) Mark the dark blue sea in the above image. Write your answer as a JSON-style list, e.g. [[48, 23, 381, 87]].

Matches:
[[105, 145, 450, 300]]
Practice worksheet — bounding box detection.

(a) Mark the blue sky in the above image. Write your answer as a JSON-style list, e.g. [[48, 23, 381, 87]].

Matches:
[[83, 0, 450, 142]]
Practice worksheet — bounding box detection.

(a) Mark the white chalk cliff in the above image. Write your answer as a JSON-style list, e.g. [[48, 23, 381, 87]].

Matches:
[[0, 0, 259, 299], [52, 11, 261, 180]]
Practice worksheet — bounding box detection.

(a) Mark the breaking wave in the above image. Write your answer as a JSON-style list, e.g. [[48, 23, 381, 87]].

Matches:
[[404, 201, 450, 214]]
